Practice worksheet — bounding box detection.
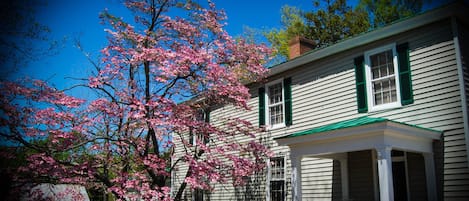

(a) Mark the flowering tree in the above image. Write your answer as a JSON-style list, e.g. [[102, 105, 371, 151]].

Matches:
[[0, 0, 272, 200]]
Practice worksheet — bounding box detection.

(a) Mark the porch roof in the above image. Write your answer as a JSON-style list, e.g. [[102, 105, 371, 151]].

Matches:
[[276, 116, 441, 140], [282, 117, 442, 201], [275, 116, 442, 155]]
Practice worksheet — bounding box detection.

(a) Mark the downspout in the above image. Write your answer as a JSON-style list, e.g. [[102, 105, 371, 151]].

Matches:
[[451, 17, 469, 165]]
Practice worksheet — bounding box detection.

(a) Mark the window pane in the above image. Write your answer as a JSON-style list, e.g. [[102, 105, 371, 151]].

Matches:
[[270, 157, 285, 201], [271, 158, 284, 180], [370, 50, 394, 79], [383, 89, 391, 104], [369, 49, 397, 106], [382, 79, 390, 90], [373, 82, 382, 93], [372, 66, 380, 79], [268, 83, 283, 104], [388, 63, 394, 75], [379, 51, 387, 65], [270, 181, 285, 201], [391, 89, 397, 102], [371, 55, 379, 75], [374, 92, 382, 105], [372, 77, 397, 105], [380, 65, 388, 77], [269, 104, 283, 125]]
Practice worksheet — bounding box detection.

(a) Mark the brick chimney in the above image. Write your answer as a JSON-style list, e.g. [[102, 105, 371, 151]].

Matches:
[[288, 36, 316, 59]]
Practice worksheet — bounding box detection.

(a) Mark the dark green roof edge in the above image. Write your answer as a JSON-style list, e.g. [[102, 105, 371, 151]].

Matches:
[[276, 116, 442, 140], [266, 1, 468, 76], [266, 1, 458, 70]]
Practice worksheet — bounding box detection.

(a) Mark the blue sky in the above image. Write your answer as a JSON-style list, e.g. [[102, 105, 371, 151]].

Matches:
[[12, 0, 446, 98], [13, 0, 317, 98]]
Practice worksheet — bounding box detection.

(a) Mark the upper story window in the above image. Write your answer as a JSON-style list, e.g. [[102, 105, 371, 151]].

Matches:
[[355, 43, 414, 113], [365, 44, 401, 111], [259, 78, 292, 129], [267, 81, 285, 127]]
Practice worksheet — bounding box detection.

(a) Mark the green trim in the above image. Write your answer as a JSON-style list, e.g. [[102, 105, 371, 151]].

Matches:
[[277, 116, 441, 139], [354, 56, 368, 113], [258, 87, 266, 127], [284, 78, 292, 126], [397, 43, 414, 105]]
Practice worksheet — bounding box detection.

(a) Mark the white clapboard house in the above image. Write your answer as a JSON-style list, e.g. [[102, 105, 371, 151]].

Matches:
[[172, 2, 469, 201]]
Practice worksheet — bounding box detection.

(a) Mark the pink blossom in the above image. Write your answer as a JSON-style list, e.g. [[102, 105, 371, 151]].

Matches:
[[0, 0, 273, 200]]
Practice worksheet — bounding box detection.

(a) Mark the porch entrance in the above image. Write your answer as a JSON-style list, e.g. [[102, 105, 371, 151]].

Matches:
[[392, 150, 408, 201], [275, 116, 441, 201], [344, 149, 427, 201]]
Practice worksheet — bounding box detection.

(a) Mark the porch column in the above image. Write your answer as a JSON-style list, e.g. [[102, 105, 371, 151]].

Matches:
[[291, 156, 302, 201], [266, 158, 271, 201], [423, 153, 437, 201], [376, 146, 394, 201]]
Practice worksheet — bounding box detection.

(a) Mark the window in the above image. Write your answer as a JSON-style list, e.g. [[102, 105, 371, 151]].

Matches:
[[365, 44, 401, 110], [267, 81, 285, 127], [193, 188, 204, 201], [355, 43, 413, 113], [259, 78, 292, 128], [269, 157, 285, 201], [189, 109, 210, 145]]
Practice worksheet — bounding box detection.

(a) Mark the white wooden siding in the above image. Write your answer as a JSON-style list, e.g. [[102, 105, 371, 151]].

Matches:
[[461, 21, 469, 190], [172, 19, 469, 200]]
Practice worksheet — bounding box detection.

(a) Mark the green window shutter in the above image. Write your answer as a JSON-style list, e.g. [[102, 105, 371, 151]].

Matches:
[[205, 110, 210, 123], [258, 87, 266, 127], [354, 56, 368, 113], [283, 77, 292, 126], [189, 130, 194, 145], [397, 43, 414, 105]]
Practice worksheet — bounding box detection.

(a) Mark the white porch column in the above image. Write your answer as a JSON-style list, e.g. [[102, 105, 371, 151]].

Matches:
[[423, 153, 437, 201], [291, 156, 302, 201], [266, 158, 271, 201], [376, 146, 394, 201]]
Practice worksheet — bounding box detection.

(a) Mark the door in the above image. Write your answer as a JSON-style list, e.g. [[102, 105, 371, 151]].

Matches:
[[392, 150, 408, 201]]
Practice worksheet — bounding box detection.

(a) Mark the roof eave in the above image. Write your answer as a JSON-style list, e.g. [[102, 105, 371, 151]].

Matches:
[[275, 121, 441, 147], [268, 1, 469, 77]]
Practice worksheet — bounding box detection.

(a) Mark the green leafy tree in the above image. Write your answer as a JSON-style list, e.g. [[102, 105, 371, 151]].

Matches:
[[266, 0, 426, 60], [303, 0, 370, 49], [359, 0, 426, 28], [265, 6, 308, 60]]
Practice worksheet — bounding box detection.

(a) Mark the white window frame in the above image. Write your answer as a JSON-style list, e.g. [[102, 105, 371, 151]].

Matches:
[[265, 79, 286, 129], [364, 43, 402, 111], [266, 156, 286, 201], [190, 110, 209, 146]]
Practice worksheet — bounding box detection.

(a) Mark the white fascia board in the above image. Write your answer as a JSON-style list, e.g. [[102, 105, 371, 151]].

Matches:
[[276, 121, 440, 148], [275, 122, 388, 146]]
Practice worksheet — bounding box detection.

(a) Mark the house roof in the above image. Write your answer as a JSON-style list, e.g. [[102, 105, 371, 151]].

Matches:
[[275, 116, 442, 140], [267, 1, 469, 77]]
